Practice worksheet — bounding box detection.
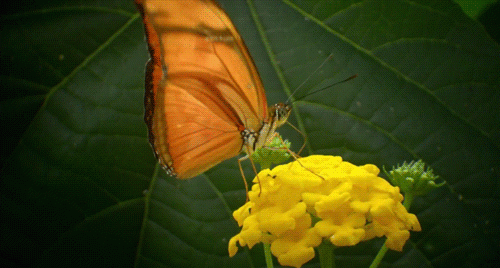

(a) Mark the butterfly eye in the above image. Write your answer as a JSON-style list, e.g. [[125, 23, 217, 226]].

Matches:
[[270, 103, 291, 127]]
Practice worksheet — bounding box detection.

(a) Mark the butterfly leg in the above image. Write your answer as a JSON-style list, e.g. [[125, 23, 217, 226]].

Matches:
[[272, 134, 325, 181], [239, 146, 264, 200], [237, 155, 250, 202], [286, 121, 307, 155]]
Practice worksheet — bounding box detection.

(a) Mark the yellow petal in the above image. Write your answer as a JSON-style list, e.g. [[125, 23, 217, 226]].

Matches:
[[239, 216, 262, 248], [259, 216, 295, 236], [362, 164, 380, 175], [232, 202, 252, 226], [315, 191, 351, 214], [302, 192, 325, 206], [270, 236, 294, 256], [277, 246, 315, 268], [406, 213, 422, 231], [228, 235, 241, 257], [350, 200, 370, 213], [314, 220, 338, 237], [385, 230, 410, 251], [330, 227, 365, 247], [286, 202, 307, 218]]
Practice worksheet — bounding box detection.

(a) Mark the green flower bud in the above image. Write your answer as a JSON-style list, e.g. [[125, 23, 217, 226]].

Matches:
[[251, 135, 291, 169], [383, 160, 445, 196]]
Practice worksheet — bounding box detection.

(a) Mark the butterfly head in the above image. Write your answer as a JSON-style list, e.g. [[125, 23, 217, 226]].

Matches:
[[270, 103, 292, 127]]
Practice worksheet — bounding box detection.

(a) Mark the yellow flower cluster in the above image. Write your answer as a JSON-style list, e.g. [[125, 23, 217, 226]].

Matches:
[[228, 155, 421, 268]]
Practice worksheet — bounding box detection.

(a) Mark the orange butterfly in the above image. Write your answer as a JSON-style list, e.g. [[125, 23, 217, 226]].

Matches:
[[135, 0, 292, 180]]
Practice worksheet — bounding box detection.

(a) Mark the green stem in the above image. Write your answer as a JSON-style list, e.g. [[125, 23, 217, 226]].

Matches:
[[317, 241, 335, 268], [369, 193, 415, 268], [368, 244, 388, 268], [263, 243, 274, 268], [403, 192, 414, 210]]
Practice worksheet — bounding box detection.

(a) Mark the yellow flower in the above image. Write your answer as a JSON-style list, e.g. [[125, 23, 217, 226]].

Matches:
[[228, 155, 421, 267]]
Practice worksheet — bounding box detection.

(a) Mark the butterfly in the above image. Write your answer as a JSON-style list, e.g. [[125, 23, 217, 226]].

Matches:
[[135, 0, 292, 180]]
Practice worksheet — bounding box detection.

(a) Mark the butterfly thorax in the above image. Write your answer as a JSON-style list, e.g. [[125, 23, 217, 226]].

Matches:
[[242, 103, 291, 155]]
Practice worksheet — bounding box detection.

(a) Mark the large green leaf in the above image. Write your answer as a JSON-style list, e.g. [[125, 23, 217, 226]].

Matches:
[[1, 0, 498, 267]]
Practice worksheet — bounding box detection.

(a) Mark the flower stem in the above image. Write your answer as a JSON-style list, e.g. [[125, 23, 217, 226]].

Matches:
[[369, 192, 416, 268], [403, 192, 414, 210], [318, 241, 335, 268], [368, 244, 388, 268], [263, 243, 274, 268]]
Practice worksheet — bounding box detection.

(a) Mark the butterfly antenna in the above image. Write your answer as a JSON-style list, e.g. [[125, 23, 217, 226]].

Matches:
[[294, 74, 358, 101], [285, 53, 334, 103]]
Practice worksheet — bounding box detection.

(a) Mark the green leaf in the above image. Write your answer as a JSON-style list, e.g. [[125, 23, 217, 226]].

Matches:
[[1, 0, 498, 268], [454, 0, 498, 19]]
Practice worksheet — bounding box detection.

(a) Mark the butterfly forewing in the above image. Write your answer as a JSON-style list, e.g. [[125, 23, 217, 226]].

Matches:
[[136, 0, 269, 178]]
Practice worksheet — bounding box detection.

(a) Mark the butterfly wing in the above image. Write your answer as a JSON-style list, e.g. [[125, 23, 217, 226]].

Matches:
[[136, 0, 268, 178]]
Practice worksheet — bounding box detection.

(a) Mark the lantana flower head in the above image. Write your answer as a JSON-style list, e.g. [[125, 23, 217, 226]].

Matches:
[[229, 155, 421, 268]]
